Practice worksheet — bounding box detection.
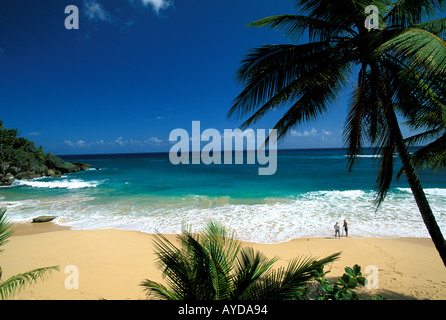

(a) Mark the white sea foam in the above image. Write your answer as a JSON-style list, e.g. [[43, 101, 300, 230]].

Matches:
[[2, 187, 445, 243], [12, 179, 102, 189], [397, 188, 446, 196]]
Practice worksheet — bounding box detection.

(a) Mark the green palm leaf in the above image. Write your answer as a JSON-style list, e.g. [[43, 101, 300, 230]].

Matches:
[[247, 14, 356, 42], [0, 208, 13, 254], [141, 222, 340, 300], [384, 0, 444, 26], [0, 266, 59, 300], [379, 28, 446, 76], [0, 207, 59, 300]]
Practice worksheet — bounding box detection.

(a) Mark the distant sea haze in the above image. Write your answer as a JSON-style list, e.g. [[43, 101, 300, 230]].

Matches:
[[1, 148, 445, 243]]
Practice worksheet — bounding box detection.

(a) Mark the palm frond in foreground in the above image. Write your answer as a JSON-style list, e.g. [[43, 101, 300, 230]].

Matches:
[[141, 222, 340, 300], [0, 207, 59, 300]]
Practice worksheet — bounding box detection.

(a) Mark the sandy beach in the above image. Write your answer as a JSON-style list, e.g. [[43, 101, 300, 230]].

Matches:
[[2, 222, 446, 300]]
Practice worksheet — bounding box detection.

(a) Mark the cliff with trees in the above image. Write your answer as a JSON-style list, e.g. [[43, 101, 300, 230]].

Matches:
[[0, 121, 90, 186]]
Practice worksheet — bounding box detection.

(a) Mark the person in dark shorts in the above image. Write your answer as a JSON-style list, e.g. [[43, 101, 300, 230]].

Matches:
[[343, 219, 348, 237]]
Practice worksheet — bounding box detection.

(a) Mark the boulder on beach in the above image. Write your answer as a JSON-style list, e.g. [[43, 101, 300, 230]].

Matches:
[[32, 216, 57, 223]]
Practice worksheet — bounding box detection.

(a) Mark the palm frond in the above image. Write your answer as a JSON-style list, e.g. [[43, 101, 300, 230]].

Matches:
[[140, 279, 179, 300], [249, 252, 341, 300], [292, 0, 378, 30], [0, 207, 13, 254], [232, 247, 279, 300], [229, 42, 332, 120], [383, 0, 444, 26], [344, 65, 378, 171], [378, 28, 446, 76], [247, 14, 356, 42], [414, 17, 446, 38], [147, 232, 197, 300], [406, 132, 446, 171], [0, 266, 59, 300], [270, 60, 352, 139], [141, 222, 341, 300]]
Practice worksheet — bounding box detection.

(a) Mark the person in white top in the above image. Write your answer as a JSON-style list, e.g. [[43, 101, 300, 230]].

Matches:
[[334, 222, 341, 239]]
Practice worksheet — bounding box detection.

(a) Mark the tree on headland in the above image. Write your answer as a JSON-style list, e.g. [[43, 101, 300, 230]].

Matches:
[[0, 208, 59, 300], [0, 121, 90, 185], [141, 222, 340, 300], [228, 0, 446, 266]]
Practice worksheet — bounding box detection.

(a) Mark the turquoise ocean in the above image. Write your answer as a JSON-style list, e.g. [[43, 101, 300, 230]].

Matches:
[[1, 148, 445, 243]]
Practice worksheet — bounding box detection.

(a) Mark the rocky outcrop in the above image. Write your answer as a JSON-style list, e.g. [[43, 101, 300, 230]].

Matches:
[[0, 154, 90, 186], [0, 173, 14, 186], [0, 122, 91, 186]]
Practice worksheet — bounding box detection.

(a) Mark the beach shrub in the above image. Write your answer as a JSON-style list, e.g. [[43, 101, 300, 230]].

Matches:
[[0, 207, 59, 300], [141, 222, 340, 300], [311, 264, 385, 300]]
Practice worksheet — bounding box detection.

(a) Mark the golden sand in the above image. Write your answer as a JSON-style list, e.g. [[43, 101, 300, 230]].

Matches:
[[2, 222, 445, 300]]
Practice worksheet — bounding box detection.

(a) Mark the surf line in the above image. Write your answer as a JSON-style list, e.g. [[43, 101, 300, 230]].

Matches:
[[169, 121, 277, 175]]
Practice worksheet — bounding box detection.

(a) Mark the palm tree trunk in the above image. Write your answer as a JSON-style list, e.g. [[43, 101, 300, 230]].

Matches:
[[386, 107, 446, 267]]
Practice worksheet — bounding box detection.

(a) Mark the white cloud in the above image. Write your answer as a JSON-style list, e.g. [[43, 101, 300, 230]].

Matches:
[[141, 0, 172, 14], [290, 128, 334, 139], [291, 127, 318, 137], [65, 137, 163, 148], [64, 140, 88, 147], [148, 137, 162, 144], [115, 136, 126, 147], [84, 0, 112, 22]]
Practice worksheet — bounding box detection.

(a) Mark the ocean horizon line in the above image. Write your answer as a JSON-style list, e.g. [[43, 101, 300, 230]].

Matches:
[[58, 146, 423, 158]]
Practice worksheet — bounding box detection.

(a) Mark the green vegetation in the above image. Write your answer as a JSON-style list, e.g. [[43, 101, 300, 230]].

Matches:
[[141, 222, 384, 300], [0, 121, 90, 185], [312, 264, 385, 300], [228, 0, 446, 266], [0, 208, 59, 300]]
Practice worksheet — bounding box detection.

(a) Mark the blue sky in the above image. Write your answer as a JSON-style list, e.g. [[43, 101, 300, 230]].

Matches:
[[0, 0, 408, 155]]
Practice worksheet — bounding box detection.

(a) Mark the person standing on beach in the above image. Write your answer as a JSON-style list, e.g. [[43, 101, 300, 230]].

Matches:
[[334, 222, 341, 239], [343, 220, 349, 237]]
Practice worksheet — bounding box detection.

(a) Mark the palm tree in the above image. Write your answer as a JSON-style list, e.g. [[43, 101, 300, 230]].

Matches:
[[396, 71, 446, 175], [141, 222, 340, 300], [0, 207, 59, 300], [227, 0, 446, 266]]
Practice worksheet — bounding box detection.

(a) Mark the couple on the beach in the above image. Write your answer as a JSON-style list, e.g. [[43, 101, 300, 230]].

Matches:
[[334, 220, 348, 238]]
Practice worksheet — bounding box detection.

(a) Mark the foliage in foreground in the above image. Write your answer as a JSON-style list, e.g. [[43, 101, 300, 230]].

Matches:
[[141, 222, 384, 300], [0, 208, 59, 300], [141, 222, 340, 300], [312, 264, 386, 300]]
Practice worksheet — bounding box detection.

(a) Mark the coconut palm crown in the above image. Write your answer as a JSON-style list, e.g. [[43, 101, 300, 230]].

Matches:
[[228, 0, 446, 265]]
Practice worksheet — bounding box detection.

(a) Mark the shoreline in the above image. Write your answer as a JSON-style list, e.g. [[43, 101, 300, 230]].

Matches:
[[9, 221, 437, 242], [2, 222, 446, 300], [9, 220, 437, 243]]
